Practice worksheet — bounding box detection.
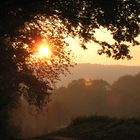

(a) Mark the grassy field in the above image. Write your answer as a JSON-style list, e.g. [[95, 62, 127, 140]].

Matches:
[[47, 116, 140, 140]]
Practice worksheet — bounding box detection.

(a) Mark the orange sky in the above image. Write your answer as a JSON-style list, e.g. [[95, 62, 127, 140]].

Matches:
[[66, 28, 140, 66]]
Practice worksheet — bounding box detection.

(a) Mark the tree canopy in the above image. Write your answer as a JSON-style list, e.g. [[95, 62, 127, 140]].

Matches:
[[0, 0, 139, 57]]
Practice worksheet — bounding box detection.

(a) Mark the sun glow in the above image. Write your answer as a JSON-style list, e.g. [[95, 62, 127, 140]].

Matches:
[[37, 43, 51, 58]]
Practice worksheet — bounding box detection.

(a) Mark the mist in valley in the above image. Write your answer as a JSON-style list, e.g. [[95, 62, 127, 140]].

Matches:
[[9, 64, 140, 138]]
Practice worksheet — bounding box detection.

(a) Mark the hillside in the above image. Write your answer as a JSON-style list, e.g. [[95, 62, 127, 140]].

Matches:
[[48, 116, 140, 140]]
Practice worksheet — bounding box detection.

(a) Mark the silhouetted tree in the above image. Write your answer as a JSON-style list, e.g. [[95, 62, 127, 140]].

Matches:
[[0, 1, 74, 138], [0, 0, 139, 58]]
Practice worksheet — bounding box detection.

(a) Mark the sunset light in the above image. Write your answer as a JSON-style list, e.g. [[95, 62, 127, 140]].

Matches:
[[37, 44, 51, 58]]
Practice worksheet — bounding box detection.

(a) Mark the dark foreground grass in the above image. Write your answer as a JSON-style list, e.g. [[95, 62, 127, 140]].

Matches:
[[47, 116, 140, 140]]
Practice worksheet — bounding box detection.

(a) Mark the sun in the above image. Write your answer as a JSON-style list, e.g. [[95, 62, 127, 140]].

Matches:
[[38, 44, 51, 58]]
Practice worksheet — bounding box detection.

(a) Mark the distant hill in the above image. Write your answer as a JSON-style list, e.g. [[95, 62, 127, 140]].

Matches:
[[56, 63, 140, 87]]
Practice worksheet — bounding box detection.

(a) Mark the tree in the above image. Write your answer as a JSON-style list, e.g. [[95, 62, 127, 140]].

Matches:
[[52, 79, 110, 118], [110, 73, 140, 117], [0, 1, 74, 138]]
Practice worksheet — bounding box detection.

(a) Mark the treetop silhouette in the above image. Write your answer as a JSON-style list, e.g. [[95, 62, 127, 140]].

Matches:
[[0, 0, 139, 59]]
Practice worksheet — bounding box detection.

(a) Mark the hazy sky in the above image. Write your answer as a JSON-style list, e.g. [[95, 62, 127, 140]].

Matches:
[[67, 28, 140, 66]]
